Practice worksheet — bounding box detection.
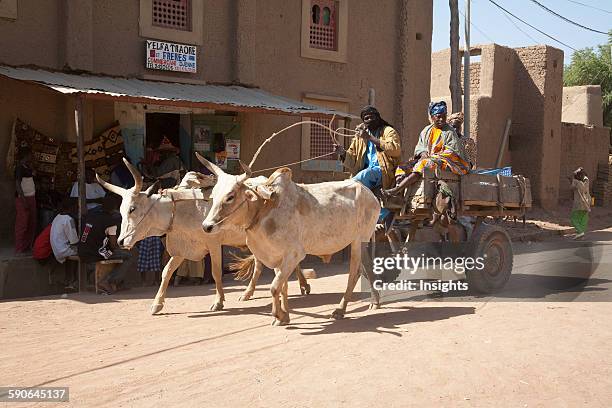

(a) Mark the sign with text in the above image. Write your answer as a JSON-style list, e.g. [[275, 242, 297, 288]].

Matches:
[[146, 40, 197, 73]]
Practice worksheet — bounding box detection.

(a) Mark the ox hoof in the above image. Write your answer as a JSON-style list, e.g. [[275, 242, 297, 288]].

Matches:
[[368, 303, 381, 310], [238, 292, 253, 301], [271, 317, 289, 326], [300, 284, 311, 295], [209, 302, 224, 312], [331, 309, 345, 320], [150, 303, 164, 315]]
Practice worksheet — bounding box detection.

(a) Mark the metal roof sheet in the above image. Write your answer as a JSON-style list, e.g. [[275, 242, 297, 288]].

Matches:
[[0, 65, 355, 118]]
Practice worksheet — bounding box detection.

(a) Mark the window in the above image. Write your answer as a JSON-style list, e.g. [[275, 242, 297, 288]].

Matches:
[[309, 1, 336, 51], [309, 117, 338, 161], [152, 0, 191, 31], [139, 0, 203, 46], [301, 0, 348, 63], [301, 95, 350, 172]]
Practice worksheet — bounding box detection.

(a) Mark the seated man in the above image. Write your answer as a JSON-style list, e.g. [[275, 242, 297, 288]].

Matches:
[[50, 198, 79, 289], [333, 105, 401, 223], [71, 168, 106, 211], [78, 195, 132, 294], [384, 101, 470, 197]]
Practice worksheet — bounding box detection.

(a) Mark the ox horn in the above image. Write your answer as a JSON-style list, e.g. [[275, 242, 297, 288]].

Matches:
[[195, 152, 224, 177], [237, 160, 252, 183], [144, 180, 161, 197], [96, 173, 127, 196], [123, 157, 143, 192]]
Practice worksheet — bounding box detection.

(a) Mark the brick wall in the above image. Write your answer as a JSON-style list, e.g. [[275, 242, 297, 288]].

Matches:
[[558, 122, 611, 203], [460, 62, 481, 95]]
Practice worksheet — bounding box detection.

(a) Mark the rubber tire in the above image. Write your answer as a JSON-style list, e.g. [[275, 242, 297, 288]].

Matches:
[[465, 224, 513, 294]]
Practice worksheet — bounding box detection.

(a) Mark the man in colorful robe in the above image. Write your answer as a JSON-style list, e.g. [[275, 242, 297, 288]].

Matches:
[[384, 101, 469, 196]]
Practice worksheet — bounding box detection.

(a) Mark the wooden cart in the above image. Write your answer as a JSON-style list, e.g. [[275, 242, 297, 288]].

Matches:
[[377, 168, 532, 293]]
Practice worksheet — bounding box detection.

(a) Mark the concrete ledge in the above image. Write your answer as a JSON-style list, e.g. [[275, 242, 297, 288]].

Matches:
[[0, 257, 65, 300]]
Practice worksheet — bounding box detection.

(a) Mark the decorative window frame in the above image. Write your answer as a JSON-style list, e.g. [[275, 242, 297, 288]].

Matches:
[[300, 0, 348, 63], [0, 0, 17, 20], [301, 94, 350, 172], [139, 0, 203, 45]]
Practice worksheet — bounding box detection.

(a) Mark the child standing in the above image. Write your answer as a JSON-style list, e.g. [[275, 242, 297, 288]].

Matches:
[[569, 167, 590, 240], [14, 147, 37, 254]]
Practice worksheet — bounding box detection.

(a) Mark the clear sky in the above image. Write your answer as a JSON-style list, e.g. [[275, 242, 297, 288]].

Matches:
[[432, 0, 611, 64]]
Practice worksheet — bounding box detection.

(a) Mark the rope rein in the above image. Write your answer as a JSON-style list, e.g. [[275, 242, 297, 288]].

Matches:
[[248, 116, 361, 173]]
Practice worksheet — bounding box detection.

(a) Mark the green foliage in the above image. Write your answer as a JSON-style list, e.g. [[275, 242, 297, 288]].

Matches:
[[563, 31, 612, 127]]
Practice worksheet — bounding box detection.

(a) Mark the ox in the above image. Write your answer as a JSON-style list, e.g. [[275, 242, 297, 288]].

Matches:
[[197, 153, 381, 326], [96, 159, 309, 314]]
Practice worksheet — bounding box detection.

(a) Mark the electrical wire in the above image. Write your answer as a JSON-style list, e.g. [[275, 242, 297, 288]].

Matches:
[[564, 0, 612, 15], [486, 0, 578, 51], [496, 5, 540, 43], [459, 8, 496, 43], [528, 0, 608, 35]]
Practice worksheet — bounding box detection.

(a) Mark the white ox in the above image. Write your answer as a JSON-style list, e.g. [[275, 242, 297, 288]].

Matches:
[[197, 153, 381, 326], [96, 159, 309, 314]]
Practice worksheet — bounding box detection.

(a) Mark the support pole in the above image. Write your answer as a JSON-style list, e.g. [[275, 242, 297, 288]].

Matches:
[[449, 0, 462, 113], [463, 0, 471, 138], [74, 96, 88, 292], [495, 119, 512, 168]]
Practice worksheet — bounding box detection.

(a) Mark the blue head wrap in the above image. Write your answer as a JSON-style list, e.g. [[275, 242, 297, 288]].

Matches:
[[429, 101, 447, 116]]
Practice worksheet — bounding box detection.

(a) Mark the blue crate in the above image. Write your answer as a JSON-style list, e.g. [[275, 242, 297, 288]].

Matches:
[[471, 166, 512, 176]]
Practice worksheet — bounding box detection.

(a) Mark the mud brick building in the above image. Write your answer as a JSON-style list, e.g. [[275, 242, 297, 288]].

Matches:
[[0, 0, 434, 242], [431, 44, 611, 210]]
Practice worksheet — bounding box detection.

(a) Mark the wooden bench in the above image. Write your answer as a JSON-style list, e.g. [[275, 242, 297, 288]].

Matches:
[[65, 256, 124, 294]]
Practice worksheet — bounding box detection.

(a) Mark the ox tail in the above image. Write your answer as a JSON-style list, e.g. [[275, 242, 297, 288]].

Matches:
[[229, 253, 257, 281]]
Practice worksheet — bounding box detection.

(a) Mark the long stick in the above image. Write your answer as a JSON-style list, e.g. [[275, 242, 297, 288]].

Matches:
[[248, 119, 357, 169]]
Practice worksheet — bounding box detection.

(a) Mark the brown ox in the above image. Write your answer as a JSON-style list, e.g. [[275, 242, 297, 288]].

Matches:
[[197, 153, 381, 326]]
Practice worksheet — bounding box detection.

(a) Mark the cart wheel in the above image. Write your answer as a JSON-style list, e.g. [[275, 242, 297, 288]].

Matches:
[[465, 224, 513, 293]]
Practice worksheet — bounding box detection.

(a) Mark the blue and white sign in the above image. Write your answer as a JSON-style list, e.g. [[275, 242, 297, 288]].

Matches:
[[146, 40, 197, 73]]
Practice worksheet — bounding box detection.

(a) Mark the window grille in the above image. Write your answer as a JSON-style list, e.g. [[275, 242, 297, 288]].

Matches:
[[309, 0, 337, 51], [152, 0, 192, 31], [309, 118, 337, 160]]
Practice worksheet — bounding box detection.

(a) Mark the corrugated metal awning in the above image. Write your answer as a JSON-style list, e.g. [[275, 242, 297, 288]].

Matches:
[[0, 65, 355, 118]]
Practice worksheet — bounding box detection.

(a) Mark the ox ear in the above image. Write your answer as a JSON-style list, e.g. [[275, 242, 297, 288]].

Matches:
[[195, 152, 224, 177], [255, 185, 274, 200], [245, 190, 259, 202], [145, 180, 160, 197], [96, 173, 127, 196]]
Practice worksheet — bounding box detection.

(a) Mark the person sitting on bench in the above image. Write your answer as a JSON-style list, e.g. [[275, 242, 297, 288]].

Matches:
[[383, 101, 470, 197], [77, 195, 132, 294]]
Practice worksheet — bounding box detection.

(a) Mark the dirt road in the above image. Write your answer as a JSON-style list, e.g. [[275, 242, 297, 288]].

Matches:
[[1, 230, 612, 407]]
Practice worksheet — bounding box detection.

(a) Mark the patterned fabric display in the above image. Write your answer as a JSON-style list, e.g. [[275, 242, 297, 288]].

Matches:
[[10, 119, 125, 195], [13, 118, 59, 194]]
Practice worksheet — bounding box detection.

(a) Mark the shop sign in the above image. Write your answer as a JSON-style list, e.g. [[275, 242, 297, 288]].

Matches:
[[146, 40, 197, 73], [226, 139, 240, 159]]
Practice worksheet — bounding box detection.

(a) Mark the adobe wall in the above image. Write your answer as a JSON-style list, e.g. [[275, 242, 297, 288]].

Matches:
[[236, 0, 432, 177], [0, 0, 62, 68], [396, 0, 433, 152], [562, 85, 604, 127], [558, 122, 610, 203], [510, 46, 563, 209], [430, 44, 515, 168], [472, 45, 515, 168]]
